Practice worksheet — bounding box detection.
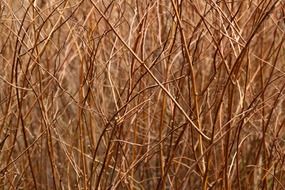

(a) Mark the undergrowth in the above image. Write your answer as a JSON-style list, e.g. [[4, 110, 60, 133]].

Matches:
[[0, 0, 285, 189]]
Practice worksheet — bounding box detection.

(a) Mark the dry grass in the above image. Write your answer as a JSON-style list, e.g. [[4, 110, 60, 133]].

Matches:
[[1, 0, 285, 189]]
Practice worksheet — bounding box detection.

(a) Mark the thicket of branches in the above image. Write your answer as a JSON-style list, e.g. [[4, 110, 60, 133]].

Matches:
[[1, 0, 285, 189]]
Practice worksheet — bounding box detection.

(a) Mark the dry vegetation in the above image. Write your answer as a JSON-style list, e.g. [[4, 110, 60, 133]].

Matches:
[[1, 0, 285, 189]]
